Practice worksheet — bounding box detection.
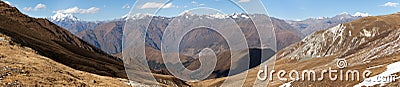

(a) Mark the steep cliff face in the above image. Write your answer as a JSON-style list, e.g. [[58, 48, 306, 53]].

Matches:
[[77, 21, 124, 54], [272, 18, 303, 50]]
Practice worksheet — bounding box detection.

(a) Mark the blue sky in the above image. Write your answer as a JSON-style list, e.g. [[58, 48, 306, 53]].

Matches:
[[3, 0, 400, 21]]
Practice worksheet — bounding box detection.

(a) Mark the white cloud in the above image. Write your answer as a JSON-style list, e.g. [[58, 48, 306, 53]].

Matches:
[[238, 0, 251, 3], [190, 1, 205, 7], [23, 7, 33, 11], [34, 3, 46, 9], [140, 2, 174, 9], [54, 6, 100, 14], [191, 1, 197, 4], [381, 2, 399, 7], [341, 12, 350, 15], [162, 3, 173, 8], [199, 4, 205, 6], [23, 3, 46, 11], [122, 4, 130, 9], [353, 12, 371, 17]]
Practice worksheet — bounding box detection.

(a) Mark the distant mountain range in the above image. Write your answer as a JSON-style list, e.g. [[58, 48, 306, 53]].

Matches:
[[51, 13, 302, 54], [49, 12, 363, 80], [50, 12, 362, 55], [287, 13, 362, 35], [48, 13, 100, 34]]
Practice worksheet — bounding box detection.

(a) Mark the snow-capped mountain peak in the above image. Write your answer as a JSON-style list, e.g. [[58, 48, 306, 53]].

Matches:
[[50, 13, 80, 21], [315, 17, 328, 20], [229, 13, 250, 19], [208, 13, 229, 19], [123, 13, 155, 20], [340, 12, 351, 15], [178, 10, 196, 16]]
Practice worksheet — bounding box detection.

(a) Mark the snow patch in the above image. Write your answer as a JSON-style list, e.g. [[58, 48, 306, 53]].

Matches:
[[123, 13, 154, 20], [241, 15, 250, 19], [0, 37, 6, 42], [118, 78, 150, 87], [208, 13, 229, 19], [328, 24, 343, 33], [349, 31, 352, 36], [315, 17, 328, 20], [279, 81, 294, 87], [231, 14, 239, 18], [366, 64, 385, 70], [361, 29, 372, 37], [327, 24, 346, 38], [230, 13, 249, 19]]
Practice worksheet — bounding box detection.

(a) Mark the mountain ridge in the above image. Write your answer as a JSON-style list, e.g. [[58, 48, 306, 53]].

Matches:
[[0, 1, 126, 78], [48, 13, 100, 34], [287, 13, 362, 35]]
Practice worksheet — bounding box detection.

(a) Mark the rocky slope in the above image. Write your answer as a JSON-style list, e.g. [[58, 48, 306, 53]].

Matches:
[[277, 12, 400, 62], [0, 33, 136, 87], [0, 32, 187, 87], [0, 1, 125, 78], [192, 12, 400, 87]]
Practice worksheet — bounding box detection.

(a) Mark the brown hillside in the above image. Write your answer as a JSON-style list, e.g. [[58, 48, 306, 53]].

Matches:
[[192, 12, 400, 87], [0, 1, 126, 78]]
